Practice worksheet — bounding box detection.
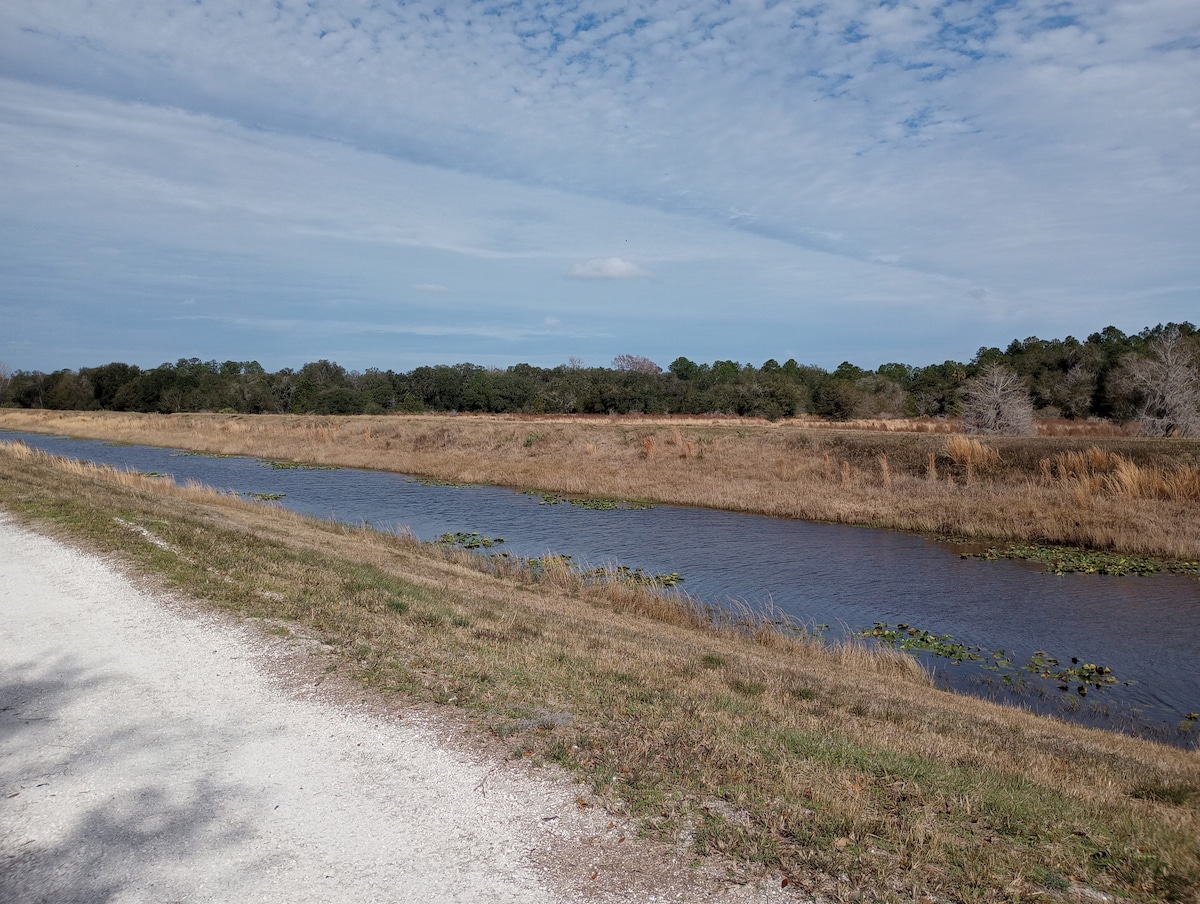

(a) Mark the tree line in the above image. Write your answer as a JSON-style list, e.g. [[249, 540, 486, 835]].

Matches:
[[1, 322, 1197, 434]]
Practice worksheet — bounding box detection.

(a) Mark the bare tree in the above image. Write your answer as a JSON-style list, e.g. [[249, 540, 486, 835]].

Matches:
[[1123, 328, 1200, 437], [960, 363, 1035, 435], [1058, 363, 1097, 419], [0, 361, 9, 405], [611, 354, 662, 375]]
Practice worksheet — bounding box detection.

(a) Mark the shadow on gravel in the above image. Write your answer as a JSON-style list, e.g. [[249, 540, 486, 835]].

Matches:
[[1, 656, 257, 904]]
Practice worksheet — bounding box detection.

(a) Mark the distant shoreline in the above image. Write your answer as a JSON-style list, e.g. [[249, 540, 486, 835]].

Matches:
[[3, 408, 1200, 560]]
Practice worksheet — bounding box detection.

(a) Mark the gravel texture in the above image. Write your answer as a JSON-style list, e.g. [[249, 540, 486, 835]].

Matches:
[[0, 515, 795, 904]]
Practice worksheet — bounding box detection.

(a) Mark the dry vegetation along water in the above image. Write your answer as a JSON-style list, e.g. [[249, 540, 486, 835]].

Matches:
[[3, 409, 1200, 560], [1, 438, 1198, 903]]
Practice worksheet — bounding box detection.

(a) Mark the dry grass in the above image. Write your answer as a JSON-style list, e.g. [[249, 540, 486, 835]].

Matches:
[[1049, 446, 1200, 502], [3, 410, 1200, 559], [1, 440, 1198, 903], [945, 435, 1002, 472], [794, 416, 1136, 437]]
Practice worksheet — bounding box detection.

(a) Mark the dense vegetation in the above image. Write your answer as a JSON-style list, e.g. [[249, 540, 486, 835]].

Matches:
[[1, 323, 1196, 426]]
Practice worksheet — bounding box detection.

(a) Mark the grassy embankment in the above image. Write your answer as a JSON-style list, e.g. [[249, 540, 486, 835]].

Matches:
[[3, 409, 1200, 559], [2, 439, 1198, 903]]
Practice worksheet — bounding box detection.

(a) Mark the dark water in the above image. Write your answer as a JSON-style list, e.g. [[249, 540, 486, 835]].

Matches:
[[5, 430, 1198, 745]]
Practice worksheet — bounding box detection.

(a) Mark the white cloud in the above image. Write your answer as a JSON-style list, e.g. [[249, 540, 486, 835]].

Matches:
[[0, 0, 1196, 371], [567, 257, 653, 280]]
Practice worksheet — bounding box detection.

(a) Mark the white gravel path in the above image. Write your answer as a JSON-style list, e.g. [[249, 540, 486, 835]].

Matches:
[[0, 514, 587, 903], [0, 514, 800, 904]]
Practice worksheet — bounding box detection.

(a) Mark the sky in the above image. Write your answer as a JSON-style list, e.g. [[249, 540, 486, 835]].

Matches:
[[1, 0, 1198, 374]]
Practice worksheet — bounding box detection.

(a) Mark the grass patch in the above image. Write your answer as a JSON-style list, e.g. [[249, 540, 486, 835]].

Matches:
[[1, 439, 1198, 903], [1132, 782, 1199, 805]]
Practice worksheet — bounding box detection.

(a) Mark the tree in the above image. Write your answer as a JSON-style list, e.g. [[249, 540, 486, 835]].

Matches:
[[811, 375, 862, 420], [710, 360, 741, 383], [1054, 362, 1098, 420], [668, 357, 701, 381], [611, 354, 662, 375], [960, 363, 1034, 435], [44, 370, 98, 410], [81, 362, 140, 408], [1122, 328, 1200, 437], [876, 362, 915, 387]]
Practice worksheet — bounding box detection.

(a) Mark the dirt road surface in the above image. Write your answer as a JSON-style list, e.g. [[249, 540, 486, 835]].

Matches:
[[0, 515, 793, 903]]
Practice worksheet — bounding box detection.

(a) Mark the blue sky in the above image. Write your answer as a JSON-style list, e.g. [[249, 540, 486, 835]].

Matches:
[[1, 0, 1197, 373]]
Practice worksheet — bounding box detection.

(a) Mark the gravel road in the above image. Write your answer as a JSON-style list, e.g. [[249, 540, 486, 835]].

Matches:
[[0, 512, 586, 902], [0, 514, 793, 904]]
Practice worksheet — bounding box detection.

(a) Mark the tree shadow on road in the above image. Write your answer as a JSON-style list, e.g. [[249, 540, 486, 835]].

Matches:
[[1, 655, 258, 904]]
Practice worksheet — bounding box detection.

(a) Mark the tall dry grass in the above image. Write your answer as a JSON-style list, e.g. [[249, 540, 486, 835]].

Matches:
[[945, 434, 1002, 472], [3, 409, 1200, 558], [1050, 445, 1200, 503]]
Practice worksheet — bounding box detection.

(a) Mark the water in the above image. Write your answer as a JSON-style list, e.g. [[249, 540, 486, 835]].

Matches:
[[5, 430, 1198, 744]]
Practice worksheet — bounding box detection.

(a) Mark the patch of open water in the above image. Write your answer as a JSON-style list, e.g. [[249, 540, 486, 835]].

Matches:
[[5, 430, 1198, 746]]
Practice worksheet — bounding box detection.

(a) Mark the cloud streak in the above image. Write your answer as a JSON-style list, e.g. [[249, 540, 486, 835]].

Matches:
[[567, 258, 652, 280]]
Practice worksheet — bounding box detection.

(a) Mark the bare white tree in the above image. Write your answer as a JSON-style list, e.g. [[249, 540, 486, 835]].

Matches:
[[611, 354, 662, 375], [960, 363, 1035, 435], [1124, 328, 1200, 437], [1059, 363, 1097, 420]]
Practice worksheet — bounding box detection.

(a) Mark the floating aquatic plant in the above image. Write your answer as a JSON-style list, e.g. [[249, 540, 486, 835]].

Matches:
[[262, 459, 340, 470], [570, 497, 622, 511], [527, 491, 652, 510], [860, 622, 1125, 697], [963, 544, 1200, 577], [860, 623, 984, 664], [408, 476, 468, 488], [436, 531, 504, 550], [514, 553, 680, 589], [1026, 651, 1120, 696], [581, 564, 683, 588]]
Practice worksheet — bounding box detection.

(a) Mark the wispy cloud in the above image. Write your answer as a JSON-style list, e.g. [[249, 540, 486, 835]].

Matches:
[[567, 257, 652, 280], [413, 283, 449, 293], [0, 1, 1196, 372]]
